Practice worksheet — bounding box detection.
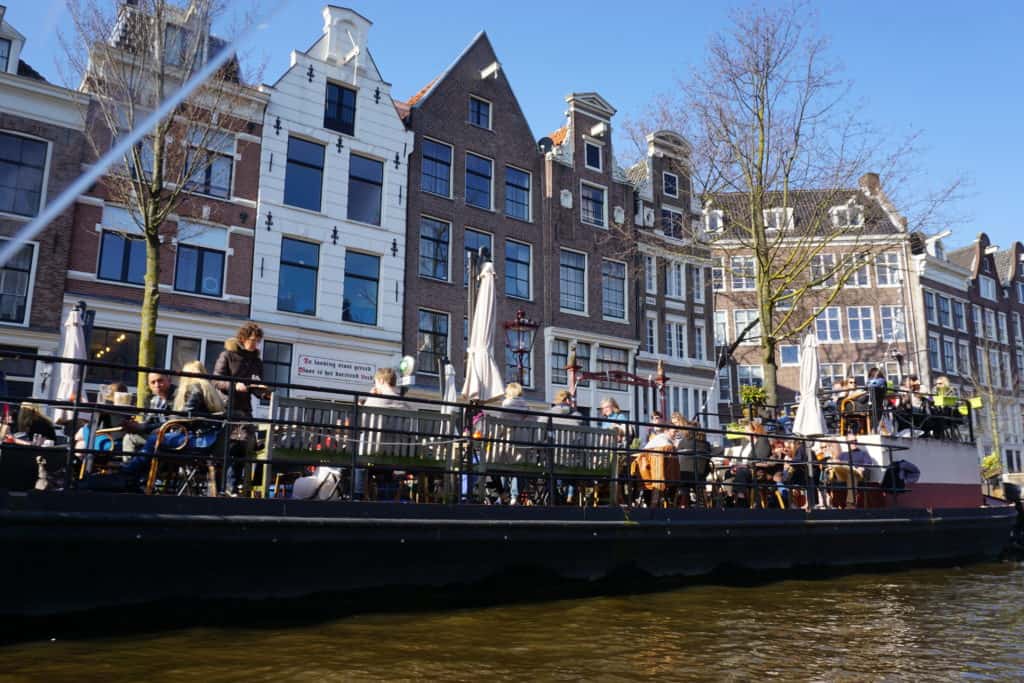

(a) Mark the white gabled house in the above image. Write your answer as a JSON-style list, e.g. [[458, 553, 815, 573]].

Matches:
[[252, 6, 412, 400]]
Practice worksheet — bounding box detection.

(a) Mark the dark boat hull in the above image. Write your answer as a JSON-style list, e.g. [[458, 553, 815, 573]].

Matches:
[[0, 491, 1015, 622]]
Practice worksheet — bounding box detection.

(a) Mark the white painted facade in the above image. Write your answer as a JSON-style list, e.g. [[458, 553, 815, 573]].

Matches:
[[252, 7, 412, 398]]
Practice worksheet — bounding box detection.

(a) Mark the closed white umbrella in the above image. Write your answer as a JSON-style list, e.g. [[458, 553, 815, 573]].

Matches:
[[461, 261, 504, 402], [440, 361, 458, 415], [54, 307, 87, 423], [792, 332, 827, 437]]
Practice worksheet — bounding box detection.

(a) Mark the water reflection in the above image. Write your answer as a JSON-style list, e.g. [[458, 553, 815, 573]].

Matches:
[[2, 563, 1022, 681]]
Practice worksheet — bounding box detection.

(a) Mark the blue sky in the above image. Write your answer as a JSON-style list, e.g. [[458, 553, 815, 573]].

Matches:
[[9, 0, 1023, 249]]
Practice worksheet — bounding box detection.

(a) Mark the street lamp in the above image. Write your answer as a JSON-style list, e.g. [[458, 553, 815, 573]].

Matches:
[[503, 309, 540, 386]]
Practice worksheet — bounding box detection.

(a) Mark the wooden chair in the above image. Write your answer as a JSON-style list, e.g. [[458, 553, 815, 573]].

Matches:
[[144, 418, 225, 496]]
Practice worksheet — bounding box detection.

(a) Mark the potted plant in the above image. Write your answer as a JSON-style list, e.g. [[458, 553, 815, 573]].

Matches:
[[740, 384, 768, 418]]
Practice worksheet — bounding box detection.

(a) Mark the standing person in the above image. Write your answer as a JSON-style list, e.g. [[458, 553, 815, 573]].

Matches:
[[122, 373, 176, 453], [213, 323, 271, 493], [500, 382, 529, 415], [544, 389, 582, 426], [362, 367, 410, 410]]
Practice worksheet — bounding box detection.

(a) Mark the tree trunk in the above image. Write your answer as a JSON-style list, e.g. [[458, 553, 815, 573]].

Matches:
[[761, 337, 778, 409], [136, 227, 161, 407]]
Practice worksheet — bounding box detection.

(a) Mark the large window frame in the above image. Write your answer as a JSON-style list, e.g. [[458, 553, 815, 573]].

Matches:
[[584, 140, 603, 172], [580, 181, 607, 228], [468, 96, 492, 129], [417, 309, 449, 376], [277, 237, 319, 316], [261, 341, 293, 403], [418, 216, 450, 282], [815, 306, 842, 343], [731, 256, 755, 290], [601, 259, 627, 321], [420, 138, 453, 198], [0, 238, 35, 326], [0, 131, 48, 218], [559, 249, 587, 313], [324, 82, 357, 135], [0, 39, 11, 73], [465, 152, 493, 210], [342, 250, 380, 326], [505, 239, 532, 300], [504, 165, 531, 221], [463, 228, 493, 287], [347, 153, 384, 226], [97, 230, 146, 286], [283, 136, 325, 212], [733, 309, 760, 345], [173, 243, 225, 298], [875, 252, 901, 286], [847, 306, 876, 342]]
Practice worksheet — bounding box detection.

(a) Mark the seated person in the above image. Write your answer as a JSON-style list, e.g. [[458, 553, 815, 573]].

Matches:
[[632, 426, 674, 506], [362, 367, 410, 410], [827, 436, 872, 507], [122, 372, 176, 453], [120, 361, 226, 481], [543, 389, 583, 426], [14, 402, 57, 445], [599, 397, 628, 438], [895, 375, 932, 435], [671, 416, 709, 507]]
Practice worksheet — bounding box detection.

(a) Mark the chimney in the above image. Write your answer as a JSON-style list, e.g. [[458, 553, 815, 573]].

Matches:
[[322, 6, 370, 64], [859, 172, 881, 195]]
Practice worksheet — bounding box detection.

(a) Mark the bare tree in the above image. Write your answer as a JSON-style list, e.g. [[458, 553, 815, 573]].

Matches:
[[961, 339, 1018, 482], [624, 4, 963, 406], [60, 0, 261, 403]]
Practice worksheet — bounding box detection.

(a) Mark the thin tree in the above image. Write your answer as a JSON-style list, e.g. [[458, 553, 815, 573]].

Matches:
[[624, 4, 963, 406], [60, 0, 260, 403]]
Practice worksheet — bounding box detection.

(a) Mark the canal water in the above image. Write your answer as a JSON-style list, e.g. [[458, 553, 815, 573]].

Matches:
[[2, 561, 1022, 681]]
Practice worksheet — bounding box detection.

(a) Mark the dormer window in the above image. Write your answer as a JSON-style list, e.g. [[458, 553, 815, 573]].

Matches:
[[164, 24, 194, 68], [705, 209, 724, 233], [763, 207, 793, 231], [324, 82, 357, 135], [0, 38, 11, 72], [468, 96, 491, 129], [979, 275, 997, 301], [584, 141, 602, 172], [830, 204, 864, 228], [663, 172, 678, 198]]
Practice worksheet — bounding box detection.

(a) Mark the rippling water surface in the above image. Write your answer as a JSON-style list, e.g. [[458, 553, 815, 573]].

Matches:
[[2, 562, 1023, 681]]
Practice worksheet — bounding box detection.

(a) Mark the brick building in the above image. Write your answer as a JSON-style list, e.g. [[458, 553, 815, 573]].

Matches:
[[62, 2, 267, 394], [249, 6, 412, 402], [631, 131, 717, 426], [0, 6, 88, 399], [710, 175, 911, 420], [399, 33, 544, 400]]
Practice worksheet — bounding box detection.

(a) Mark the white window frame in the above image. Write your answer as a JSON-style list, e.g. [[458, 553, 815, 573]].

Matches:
[[847, 306, 875, 343], [644, 254, 657, 294], [779, 344, 800, 366], [763, 207, 794, 231], [985, 309, 997, 342], [704, 209, 724, 234], [468, 95, 492, 130], [692, 264, 705, 303], [958, 341, 972, 379], [937, 295, 952, 328], [660, 205, 684, 239], [879, 305, 907, 342], [580, 180, 608, 228], [712, 257, 725, 291], [0, 129, 52, 221], [952, 300, 967, 332], [737, 364, 764, 388], [830, 204, 864, 228], [601, 258, 628, 322], [665, 261, 685, 299], [848, 261, 870, 287], [718, 366, 732, 402], [583, 138, 603, 172], [972, 304, 982, 337], [714, 310, 728, 346], [420, 136, 454, 199], [875, 252, 901, 287], [0, 237, 39, 327], [924, 291, 937, 324], [417, 308, 451, 376], [558, 247, 588, 315], [815, 307, 842, 343], [730, 256, 755, 290], [693, 320, 706, 361], [942, 337, 957, 375], [734, 309, 760, 345], [662, 171, 679, 198], [819, 363, 846, 390], [665, 318, 687, 359], [645, 315, 658, 354], [504, 164, 532, 222], [504, 238, 533, 301], [979, 275, 997, 301], [809, 253, 837, 288], [465, 151, 495, 211], [998, 312, 1009, 344], [1017, 281, 1024, 304], [928, 333, 942, 372]]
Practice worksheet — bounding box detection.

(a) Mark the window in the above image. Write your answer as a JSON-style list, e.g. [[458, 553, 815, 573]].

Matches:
[[665, 261, 685, 299], [505, 346, 533, 388], [203, 339, 221, 374], [831, 204, 864, 228], [714, 310, 728, 346], [990, 349, 1002, 388], [597, 346, 628, 391], [780, 345, 799, 366], [943, 338, 957, 374], [763, 207, 793, 230], [1004, 351, 1013, 389], [976, 346, 988, 384], [663, 172, 678, 198], [928, 334, 942, 371], [98, 231, 146, 285], [551, 339, 569, 384], [164, 24, 193, 68], [705, 210, 724, 234], [277, 237, 319, 315], [576, 342, 592, 387], [602, 260, 626, 320], [692, 265, 705, 303], [463, 229, 492, 286], [324, 82, 357, 135], [465, 153, 493, 210], [734, 309, 760, 345], [505, 166, 531, 221], [88, 327, 167, 385], [417, 216, 450, 281], [731, 256, 755, 290], [342, 251, 379, 325], [468, 96, 491, 129], [0, 132, 47, 217], [0, 344, 37, 399], [420, 139, 452, 197], [693, 322, 706, 361], [819, 364, 845, 390], [584, 141, 602, 171], [737, 365, 764, 388], [174, 244, 224, 297], [938, 296, 951, 328], [283, 137, 324, 212], [261, 341, 293, 401], [645, 317, 657, 354], [559, 249, 586, 312], [985, 309, 997, 341], [581, 182, 607, 227], [417, 310, 448, 376], [665, 321, 686, 359], [1018, 281, 1024, 304], [875, 252, 900, 286], [0, 239, 33, 324], [645, 255, 657, 294], [505, 240, 531, 299], [972, 305, 982, 336], [1015, 312, 1023, 345], [847, 307, 875, 342], [777, 289, 795, 311], [712, 257, 724, 291], [718, 367, 732, 402], [809, 254, 836, 287], [170, 337, 201, 372], [815, 307, 842, 342], [0, 38, 10, 72], [998, 312, 1008, 344], [347, 154, 384, 225], [979, 275, 997, 301], [848, 262, 870, 287], [958, 341, 972, 379], [184, 130, 233, 199], [953, 301, 966, 332], [660, 207, 683, 239], [880, 306, 906, 342], [924, 292, 937, 324]]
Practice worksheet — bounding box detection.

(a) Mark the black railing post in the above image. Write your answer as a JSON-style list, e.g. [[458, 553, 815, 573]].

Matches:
[[62, 364, 87, 490], [545, 414, 555, 506], [349, 394, 361, 500], [221, 381, 235, 494]]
